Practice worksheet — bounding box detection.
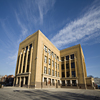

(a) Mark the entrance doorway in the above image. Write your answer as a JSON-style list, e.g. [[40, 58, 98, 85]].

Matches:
[[21, 77, 23, 87]]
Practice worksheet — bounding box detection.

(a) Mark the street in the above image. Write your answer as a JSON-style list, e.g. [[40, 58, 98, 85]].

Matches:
[[0, 87, 100, 100]]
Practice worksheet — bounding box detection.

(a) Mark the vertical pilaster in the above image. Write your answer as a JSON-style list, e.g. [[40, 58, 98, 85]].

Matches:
[[16, 77, 18, 85], [65, 80, 67, 86], [28, 73, 31, 88], [70, 80, 72, 86], [23, 77, 25, 85], [19, 77, 21, 87], [17, 53, 22, 74], [25, 46, 29, 72], [21, 50, 25, 73], [76, 79, 79, 88], [74, 57, 77, 77]]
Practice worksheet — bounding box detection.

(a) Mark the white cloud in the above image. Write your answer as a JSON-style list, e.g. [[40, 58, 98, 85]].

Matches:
[[15, 0, 56, 43], [51, 0, 100, 48], [35, 0, 56, 24]]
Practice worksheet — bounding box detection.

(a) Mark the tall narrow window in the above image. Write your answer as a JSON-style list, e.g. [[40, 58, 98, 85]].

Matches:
[[44, 45, 47, 52], [52, 60, 54, 67], [62, 72, 65, 77], [44, 67, 47, 74], [71, 54, 74, 59], [61, 57, 64, 61], [44, 56, 47, 63], [66, 56, 69, 60], [72, 71, 76, 77], [62, 64, 64, 70], [58, 64, 59, 70], [66, 63, 69, 69], [25, 77, 28, 85], [48, 68, 51, 75], [48, 49, 51, 55], [71, 62, 75, 68], [67, 72, 70, 77], [52, 70, 54, 76], [55, 71, 56, 76]]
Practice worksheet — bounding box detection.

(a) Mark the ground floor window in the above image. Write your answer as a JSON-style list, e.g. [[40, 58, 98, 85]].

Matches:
[[48, 78, 51, 85], [67, 80, 70, 86], [52, 79, 55, 86], [44, 78, 47, 85], [25, 77, 28, 85], [72, 80, 76, 86], [18, 77, 20, 85], [58, 80, 60, 86], [62, 80, 65, 86]]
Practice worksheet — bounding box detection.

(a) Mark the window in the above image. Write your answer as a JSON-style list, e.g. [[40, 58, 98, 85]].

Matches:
[[57, 56, 59, 61], [61, 57, 64, 61], [52, 60, 54, 67], [58, 80, 60, 86], [44, 78, 47, 85], [67, 72, 70, 77], [44, 45, 47, 52], [62, 80, 65, 86], [18, 77, 20, 85], [55, 62, 57, 69], [72, 80, 76, 86], [30, 44, 32, 50], [62, 72, 65, 77], [58, 64, 59, 70], [72, 71, 76, 77], [48, 68, 51, 75], [58, 72, 59, 77], [52, 70, 54, 76], [44, 56, 47, 63], [67, 80, 70, 86], [66, 63, 69, 69], [71, 62, 75, 68], [26, 65, 29, 72], [52, 52, 54, 57], [52, 79, 55, 85], [55, 54, 56, 59], [66, 55, 69, 60], [55, 71, 57, 76], [49, 58, 51, 65], [62, 64, 64, 70], [48, 49, 51, 55], [25, 77, 28, 85], [44, 67, 47, 74], [71, 54, 74, 59]]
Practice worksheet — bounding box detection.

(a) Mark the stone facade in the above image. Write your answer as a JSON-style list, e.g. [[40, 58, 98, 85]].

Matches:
[[14, 30, 94, 89]]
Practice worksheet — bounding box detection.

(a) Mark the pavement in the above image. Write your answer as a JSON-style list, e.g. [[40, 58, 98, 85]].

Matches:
[[0, 87, 100, 100]]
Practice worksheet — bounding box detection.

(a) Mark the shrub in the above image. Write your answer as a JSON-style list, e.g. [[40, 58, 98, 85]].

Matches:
[[0, 84, 1, 88]]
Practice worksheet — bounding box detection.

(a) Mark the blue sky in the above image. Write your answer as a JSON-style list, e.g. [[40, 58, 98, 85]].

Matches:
[[0, 0, 100, 77]]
